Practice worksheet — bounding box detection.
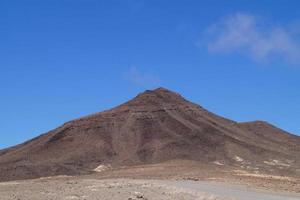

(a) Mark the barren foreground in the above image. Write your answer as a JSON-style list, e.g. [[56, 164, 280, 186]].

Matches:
[[1, 176, 299, 200]]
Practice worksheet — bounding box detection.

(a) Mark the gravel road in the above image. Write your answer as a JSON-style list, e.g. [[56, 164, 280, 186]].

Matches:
[[165, 180, 300, 200]]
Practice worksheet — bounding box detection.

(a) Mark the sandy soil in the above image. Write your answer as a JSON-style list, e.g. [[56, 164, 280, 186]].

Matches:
[[0, 176, 299, 200]]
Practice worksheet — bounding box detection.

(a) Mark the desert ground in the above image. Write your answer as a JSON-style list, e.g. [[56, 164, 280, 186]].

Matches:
[[1, 162, 299, 200], [1, 176, 300, 200]]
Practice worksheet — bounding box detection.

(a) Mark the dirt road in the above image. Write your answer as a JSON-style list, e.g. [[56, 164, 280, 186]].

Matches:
[[166, 180, 300, 200]]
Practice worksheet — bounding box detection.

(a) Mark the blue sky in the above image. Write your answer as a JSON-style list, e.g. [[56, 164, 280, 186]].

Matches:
[[1, 0, 300, 149]]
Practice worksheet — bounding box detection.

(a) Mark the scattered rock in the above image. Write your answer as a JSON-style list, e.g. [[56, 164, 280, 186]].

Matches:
[[184, 177, 200, 181], [213, 161, 225, 166], [128, 192, 148, 200], [93, 164, 112, 172]]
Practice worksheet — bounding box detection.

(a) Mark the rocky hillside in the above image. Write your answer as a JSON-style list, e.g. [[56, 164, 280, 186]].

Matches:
[[0, 88, 299, 181]]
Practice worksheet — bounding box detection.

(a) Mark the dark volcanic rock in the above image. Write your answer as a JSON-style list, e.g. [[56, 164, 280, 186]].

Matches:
[[0, 87, 299, 181]]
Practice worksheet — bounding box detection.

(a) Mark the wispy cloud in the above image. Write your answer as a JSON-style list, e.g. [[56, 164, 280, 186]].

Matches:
[[205, 13, 300, 65], [124, 66, 161, 88]]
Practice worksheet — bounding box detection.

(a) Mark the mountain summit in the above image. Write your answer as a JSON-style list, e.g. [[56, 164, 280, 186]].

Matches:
[[0, 88, 299, 181]]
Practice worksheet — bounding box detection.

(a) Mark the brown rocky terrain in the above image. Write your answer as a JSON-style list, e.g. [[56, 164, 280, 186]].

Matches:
[[0, 87, 299, 182]]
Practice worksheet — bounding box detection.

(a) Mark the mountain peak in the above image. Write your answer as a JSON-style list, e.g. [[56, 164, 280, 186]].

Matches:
[[143, 87, 182, 97], [153, 87, 172, 92], [143, 87, 177, 94], [128, 87, 186, 106]]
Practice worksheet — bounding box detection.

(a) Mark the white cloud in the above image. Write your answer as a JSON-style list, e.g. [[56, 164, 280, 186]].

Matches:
[[206, 13, 300, 65], [124, 66, 160, 87]]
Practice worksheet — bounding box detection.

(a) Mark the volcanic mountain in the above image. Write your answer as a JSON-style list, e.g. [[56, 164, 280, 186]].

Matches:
[[0, 88, 299, 181]]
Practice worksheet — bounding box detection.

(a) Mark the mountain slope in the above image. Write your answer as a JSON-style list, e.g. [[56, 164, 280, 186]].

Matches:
[[0, 88, 299, 181]]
